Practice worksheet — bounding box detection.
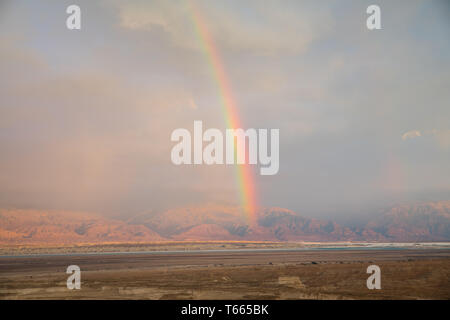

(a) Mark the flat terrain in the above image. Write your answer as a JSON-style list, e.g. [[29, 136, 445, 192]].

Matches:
[[0, 248, 449, 299]]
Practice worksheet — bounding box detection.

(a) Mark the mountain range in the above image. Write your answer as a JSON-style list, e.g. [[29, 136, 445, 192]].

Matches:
[[0, 201, 449, 245]]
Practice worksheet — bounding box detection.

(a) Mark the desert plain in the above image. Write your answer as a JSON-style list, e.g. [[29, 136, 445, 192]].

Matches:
[[0, 242, 449, 300]]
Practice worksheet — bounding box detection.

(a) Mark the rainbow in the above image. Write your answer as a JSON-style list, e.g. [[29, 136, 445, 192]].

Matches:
[[187, 1, 257, 225]]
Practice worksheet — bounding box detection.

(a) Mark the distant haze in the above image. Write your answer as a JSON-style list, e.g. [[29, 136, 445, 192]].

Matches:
[[1, 201, 449, 243], [0, 0, 449, 221]]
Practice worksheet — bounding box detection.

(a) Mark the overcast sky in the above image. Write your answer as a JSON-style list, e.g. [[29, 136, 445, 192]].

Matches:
[[0, 0, 449, 222]]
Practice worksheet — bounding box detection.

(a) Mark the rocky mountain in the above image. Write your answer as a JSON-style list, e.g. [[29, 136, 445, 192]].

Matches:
[[121, 201, 450, 242], [364, 201, 450, 241], [0, 201, 449, 245], [0, 209, 164, 244]]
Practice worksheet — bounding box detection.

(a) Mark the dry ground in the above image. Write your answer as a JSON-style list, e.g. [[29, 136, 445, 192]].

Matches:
[[0, 249, 449, 299]]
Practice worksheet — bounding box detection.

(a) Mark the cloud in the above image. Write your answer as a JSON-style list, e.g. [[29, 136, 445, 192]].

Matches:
[[1, 0, 449, 219], [114, 0, 331, 54], [401, 129, 450, 148], [402, 130, 422, 140]]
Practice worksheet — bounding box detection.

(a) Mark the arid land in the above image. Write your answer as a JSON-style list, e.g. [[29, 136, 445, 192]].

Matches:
[[0, 243, 449, 300]]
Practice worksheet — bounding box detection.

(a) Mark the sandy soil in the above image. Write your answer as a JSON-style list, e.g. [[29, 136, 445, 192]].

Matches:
[[0, 249, 449, 299]]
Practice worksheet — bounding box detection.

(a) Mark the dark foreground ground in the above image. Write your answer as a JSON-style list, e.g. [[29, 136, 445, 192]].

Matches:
[[0, 249, 449, 299]]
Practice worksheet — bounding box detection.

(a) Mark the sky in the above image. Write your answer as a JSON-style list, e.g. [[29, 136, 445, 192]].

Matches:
[[0, 0, 449, 223]]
